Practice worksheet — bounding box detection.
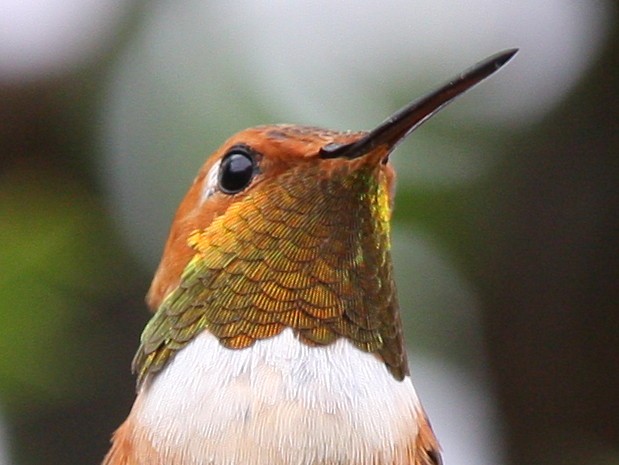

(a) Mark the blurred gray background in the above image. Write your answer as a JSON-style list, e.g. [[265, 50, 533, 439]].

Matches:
[[0, 1, 618, 464]]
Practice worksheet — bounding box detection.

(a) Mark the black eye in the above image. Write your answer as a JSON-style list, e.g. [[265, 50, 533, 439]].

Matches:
[[218, 148, 256, 194]]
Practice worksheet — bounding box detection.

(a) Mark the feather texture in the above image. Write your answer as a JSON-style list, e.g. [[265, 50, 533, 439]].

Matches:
[[133, 138, 407, 386]]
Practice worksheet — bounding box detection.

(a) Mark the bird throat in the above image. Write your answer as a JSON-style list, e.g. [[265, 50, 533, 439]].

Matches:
[[133, 161, 408, 386]]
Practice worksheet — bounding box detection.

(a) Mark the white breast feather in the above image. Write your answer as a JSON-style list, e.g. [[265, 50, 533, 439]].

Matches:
[[135, 329, 421, 465]]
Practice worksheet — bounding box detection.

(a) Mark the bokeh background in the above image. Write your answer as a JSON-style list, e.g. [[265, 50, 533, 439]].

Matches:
[[1, 1, 618, 464]]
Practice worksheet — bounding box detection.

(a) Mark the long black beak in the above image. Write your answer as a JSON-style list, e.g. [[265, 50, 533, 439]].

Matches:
[[319, 48, 518, 160]]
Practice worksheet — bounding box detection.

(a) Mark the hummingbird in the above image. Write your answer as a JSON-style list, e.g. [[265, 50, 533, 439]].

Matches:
[[103, 49, 517, 465]]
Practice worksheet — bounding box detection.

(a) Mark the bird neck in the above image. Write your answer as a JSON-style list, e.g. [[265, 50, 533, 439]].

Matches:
[[134, 163, 408, 384]]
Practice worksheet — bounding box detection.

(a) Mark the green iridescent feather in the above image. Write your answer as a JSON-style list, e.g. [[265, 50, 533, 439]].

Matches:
[[133, 162, 408, 387]]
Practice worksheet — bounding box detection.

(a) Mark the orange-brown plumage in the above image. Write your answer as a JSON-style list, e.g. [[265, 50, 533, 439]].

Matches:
[[137, 124, 405, 385], [147, 126, 390, 311], [104, 49, 517, 465]]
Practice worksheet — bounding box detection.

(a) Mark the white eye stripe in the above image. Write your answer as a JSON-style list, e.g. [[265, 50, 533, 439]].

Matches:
[[201, 159, 221, 203]]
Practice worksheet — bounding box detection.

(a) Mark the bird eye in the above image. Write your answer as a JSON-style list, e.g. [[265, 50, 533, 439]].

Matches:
[[218, 147, 256, 194]]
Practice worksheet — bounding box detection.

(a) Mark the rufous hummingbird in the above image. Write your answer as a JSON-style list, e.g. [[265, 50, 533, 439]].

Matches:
[[103, 49, 517, 465]]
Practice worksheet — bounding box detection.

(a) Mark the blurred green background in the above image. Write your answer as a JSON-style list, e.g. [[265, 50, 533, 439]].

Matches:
[[1, 1, 618, 464]]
